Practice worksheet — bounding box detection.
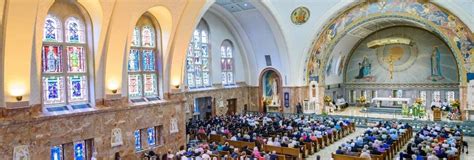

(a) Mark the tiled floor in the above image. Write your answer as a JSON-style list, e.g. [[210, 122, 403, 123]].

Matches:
[[306, 127, 474, 160]]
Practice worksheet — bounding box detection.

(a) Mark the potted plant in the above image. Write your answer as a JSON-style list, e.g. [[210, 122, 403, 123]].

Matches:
[[359, 96, 367, 107]]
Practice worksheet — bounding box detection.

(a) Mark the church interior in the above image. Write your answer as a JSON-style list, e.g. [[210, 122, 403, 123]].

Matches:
[[1, 0, 474, 159]]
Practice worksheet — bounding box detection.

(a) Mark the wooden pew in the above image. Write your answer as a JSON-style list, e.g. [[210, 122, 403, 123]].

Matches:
[[262, 145, 302, 160], [332, 153, 367, 160], [225, 140, 255, 149], [209, 134, 224, 144]]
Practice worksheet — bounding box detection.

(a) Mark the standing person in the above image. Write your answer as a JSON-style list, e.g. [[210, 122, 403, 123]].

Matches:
[[114, 152, 121, 160], [296, 102, 302, 114]]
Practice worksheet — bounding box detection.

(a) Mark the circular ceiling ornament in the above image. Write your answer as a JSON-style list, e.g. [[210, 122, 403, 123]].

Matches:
[[291, 7, 310, 25]]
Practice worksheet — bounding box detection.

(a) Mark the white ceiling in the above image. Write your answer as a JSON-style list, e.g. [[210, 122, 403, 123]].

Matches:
[[215, 0, 256, 12]]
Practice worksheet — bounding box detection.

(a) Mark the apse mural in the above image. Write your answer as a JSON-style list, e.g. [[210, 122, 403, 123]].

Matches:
[[304, 0, 474, 83], [262, 70, 280, 106], [345, 27, 458, 83]]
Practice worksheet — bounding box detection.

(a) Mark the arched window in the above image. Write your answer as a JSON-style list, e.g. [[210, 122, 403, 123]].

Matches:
[[186, 20, 211, 89], [128, 14, 160, 102], [41, 1, 90, 111], [221, 40, 234, 85]]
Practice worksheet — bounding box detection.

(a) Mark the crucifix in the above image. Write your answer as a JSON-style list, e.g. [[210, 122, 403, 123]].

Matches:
[[385, 55, 395, 79]]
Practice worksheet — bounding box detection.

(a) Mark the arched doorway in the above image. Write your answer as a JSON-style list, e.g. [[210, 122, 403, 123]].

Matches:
[[258, 68, 283, 113]]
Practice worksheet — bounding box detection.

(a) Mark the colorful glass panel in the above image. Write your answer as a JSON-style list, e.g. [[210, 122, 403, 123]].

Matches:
[[226, 59, 232, 71], [42, 45, 62, 73], [147, 127, 156, 146], [66, 46, 86, 73], [68, 75, 88, 103], [195, 72, 202, 87], [187, 73, 195, 88], [221, 46, 226, 57], [201, 45, 208, 57], [143, 74, 157, 97], [51, 145, 63, 160], [201, 30, 208, 44], [128, 74, 143, 98], [221, 59, 226, 71], [65, 17, 84, 43], [222, 72, 227, 85], [202, 59, 209, 71], [226, 46, 232, 58], [131, 27, 140, 47], [142, 50, 155, 71], [134, 130, 141, 151], [44, 16, 61, 42], [433, 91, 441, 102], [128, 49, 140, 72], [203, 72, 210, 87], [43, 76, 65, 104], [73, 141, 85, 160], [141, 25, 155, 47], [227, 72, 233, 84], [186, 58, 194, 72]]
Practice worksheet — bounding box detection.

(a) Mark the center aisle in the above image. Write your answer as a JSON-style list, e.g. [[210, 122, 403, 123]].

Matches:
[[306, 128, 365, 159]]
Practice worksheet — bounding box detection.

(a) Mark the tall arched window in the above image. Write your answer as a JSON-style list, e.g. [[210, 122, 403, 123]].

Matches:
[[41, 1, 90, 112], [186, 20, 211, 89], [128, 14, 160, 102], [221, 40, 234, 85]]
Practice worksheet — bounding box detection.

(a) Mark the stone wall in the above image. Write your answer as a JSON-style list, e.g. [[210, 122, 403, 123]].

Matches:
[[0, 100, 186, 159]]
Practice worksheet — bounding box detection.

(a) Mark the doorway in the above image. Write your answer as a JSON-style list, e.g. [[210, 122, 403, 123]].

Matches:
[[226, 99, 237, 115], [194, 97, 213, 120]]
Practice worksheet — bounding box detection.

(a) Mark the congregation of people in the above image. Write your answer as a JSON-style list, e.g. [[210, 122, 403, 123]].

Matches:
[[179, 113, 353, 159], [399, 124, 464, 160], [334, 121, 412, 159]]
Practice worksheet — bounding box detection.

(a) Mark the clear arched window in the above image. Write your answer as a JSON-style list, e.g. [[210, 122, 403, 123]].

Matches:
[[186, 20, 211, 89], [41, 2, 90, 111], [221, 40, 234, 85], [128, 14, 160, 102]]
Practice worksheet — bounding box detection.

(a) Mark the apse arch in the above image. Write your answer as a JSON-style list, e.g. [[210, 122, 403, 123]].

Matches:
[[304, 1, 474, 85]]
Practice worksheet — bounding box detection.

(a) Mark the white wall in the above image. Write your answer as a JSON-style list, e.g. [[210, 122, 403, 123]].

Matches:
[[202, 12, 247, 84]]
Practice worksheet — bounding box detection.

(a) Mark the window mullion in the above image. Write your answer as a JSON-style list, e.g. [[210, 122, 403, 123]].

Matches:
[[63, 43, 70, 106]]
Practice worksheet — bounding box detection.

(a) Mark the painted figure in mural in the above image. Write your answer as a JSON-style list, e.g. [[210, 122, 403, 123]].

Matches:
[[386, 55, 395, 80], [326, 57, 333, 76], [47, 46, 59, 72], [431, 46, 442, 77], [355, 56, 371, 79]]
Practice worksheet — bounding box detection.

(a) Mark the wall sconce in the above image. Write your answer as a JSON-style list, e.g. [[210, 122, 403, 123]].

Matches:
[[171, 79, 180, 89], [108, 81, 119, 94], [10, 85, 26, 102]]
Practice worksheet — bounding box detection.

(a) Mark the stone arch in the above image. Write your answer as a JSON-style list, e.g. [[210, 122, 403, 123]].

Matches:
[[258, 67, 283, 113]]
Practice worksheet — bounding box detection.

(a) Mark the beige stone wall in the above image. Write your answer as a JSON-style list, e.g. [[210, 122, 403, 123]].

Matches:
[[0, 100, 186, 159]]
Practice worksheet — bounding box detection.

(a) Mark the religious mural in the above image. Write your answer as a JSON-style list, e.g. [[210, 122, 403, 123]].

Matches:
[[304, 0, 474, 83], [345, 27, 458, 83], [262, 70, 280, 106]]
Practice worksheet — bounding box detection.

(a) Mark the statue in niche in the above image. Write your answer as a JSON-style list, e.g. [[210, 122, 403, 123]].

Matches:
[[13, 145, 29, 160], [111, 128, 123, 147], [428, 46, 445, 81], [271, 78, 279, 105], [170, 118, 179, 134]]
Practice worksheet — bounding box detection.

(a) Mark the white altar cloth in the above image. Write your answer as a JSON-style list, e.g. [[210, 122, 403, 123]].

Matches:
[[371, 97, 411, 104]]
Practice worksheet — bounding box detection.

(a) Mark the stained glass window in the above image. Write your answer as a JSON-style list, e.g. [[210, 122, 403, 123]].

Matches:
[[65, 17, 85, 43], [128, 74, 143, 98], [44, 15, 62, 42], [73, 141, 85, 160], [43, 11, 89, 109], [131, 27, 140, 47], [141, 25, 155, 47], [128, 15, 160, 101], [66, 46, 86, 73], [43, 76, 66, 105], [134, 130, 142, 151], [433, 91, 441, 102], [221, 40, 234, 85], [186, 20, 211, 89], [147, 127, 156, 146], [68, 75, 88, 102], [51, 145, 63, 160], [42, 45, 63, 73]]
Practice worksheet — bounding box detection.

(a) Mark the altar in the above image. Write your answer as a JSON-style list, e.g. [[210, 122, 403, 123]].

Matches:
[[371, 97, 411, 107], [266, 105, 280, 113]]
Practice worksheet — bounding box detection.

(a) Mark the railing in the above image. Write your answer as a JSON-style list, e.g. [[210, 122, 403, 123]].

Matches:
[[247, 111, 474, 136]]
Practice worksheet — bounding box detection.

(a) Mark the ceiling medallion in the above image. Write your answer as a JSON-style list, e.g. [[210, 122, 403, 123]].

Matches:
[[291, 7, 310, 25]]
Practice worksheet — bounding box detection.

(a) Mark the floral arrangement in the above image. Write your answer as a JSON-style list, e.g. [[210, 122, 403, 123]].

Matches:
[[415, 98, 423, 105], [359, 96, 367, 104], [451, 99, 460, 108], [324, 96, 332, 104]]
